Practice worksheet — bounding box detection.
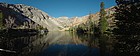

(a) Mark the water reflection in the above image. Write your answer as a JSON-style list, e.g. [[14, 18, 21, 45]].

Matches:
[[0, 32, 114, 56], [39, 32, 100, 56], [0, 34, 48, 56]]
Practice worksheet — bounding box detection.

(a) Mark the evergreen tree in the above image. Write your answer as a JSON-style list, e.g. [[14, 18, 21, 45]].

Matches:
[[87, 13, 94, 32], [113, 0, 140, 35], [112, 0, 140, 55], [0, 11, 3, 29], [99, 2, 108, 34], [76, 12, 95, 33]]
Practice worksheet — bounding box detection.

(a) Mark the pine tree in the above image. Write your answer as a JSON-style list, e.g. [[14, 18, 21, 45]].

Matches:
[[112, 0, 140, 55], [87, 13, 94, 32], [99, 2, 108, 34], [113, 0, 140, 35], [0, 11, 3, 29]]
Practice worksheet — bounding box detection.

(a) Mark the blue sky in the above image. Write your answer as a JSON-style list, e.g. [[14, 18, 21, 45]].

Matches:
[[0, 0, 116, 18]]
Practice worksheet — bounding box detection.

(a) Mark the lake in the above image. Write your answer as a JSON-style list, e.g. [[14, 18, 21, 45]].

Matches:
[[0, 31, 138, 56]]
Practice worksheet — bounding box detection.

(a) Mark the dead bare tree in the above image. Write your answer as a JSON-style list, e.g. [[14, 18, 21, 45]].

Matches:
[[28, 20, 34, 29], [28, 20, 32, 29], [32, 23, 37, 29], [5, 16, 15, 29], [23, 20, 36, 29], [23, 21, 28, 29]]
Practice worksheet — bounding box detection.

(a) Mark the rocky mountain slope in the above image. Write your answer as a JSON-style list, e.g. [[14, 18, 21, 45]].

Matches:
[[0, 3, 115, 31], [66, 7, 115, 30], [0, 3, 67, 31]]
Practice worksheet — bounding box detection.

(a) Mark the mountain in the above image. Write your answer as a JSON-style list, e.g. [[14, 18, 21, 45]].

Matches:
[[0, 3, 67, 31], [66, 7, 115, 31], [0, 3, 115, 31]]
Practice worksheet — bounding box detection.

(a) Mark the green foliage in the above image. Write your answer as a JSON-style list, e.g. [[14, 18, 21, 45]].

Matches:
[[0, 11, 4, 29], [37, 25, 48, 31], [99, 2, 108, 34], [70, 2, 109, 34], [87, 13, 94, 32], [99, 17, 108, 33], [76, 14, 95, 34], [0, 12, 2, 18], [37, 25, 44, 30], [113, 1, 140, 35], [22, 20, 48, 30], [69, 27, 77, 31], [112, 1, 140, 56], [57, 26, 62, 30], [76, 25, 85, 33]]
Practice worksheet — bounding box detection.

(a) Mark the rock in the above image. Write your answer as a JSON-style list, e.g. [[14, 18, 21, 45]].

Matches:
[[0, 3, 66, 31], [0, 2, 115, 31]]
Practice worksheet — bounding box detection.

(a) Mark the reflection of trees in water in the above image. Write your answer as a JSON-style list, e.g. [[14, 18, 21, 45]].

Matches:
[[0, 33, 49, 56], [76, 33, 115, 56], [76, 33, 99, 48], [45, 32, 74, 44], [98, 34, 114, 56], [20, 34, 49, 56], [70, 32, 83, 44]]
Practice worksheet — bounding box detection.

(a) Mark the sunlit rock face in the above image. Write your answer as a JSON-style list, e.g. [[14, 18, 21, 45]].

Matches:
[[67, 6, 115, 28], [0, 3, 115, 31], [0, 3, 65, 31]]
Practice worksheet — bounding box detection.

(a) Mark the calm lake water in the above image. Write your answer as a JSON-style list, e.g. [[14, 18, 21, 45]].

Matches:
[[0, 31, 139, 56]]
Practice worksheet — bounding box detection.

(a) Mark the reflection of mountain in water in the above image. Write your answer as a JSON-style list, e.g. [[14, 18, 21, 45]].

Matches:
[[0, 34, 49, 56], [39, 32, 100, 56], [0, 32, 113, 56], [44, 32, 83, 45]]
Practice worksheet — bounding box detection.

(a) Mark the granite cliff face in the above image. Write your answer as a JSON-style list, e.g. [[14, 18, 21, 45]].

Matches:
[[0, 3, 66, 31], [67, 7, 115, 29], [0, 3, 115, 31]]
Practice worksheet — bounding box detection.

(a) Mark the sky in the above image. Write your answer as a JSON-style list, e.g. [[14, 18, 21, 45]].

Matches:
[[0, 0, 116, 18]]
